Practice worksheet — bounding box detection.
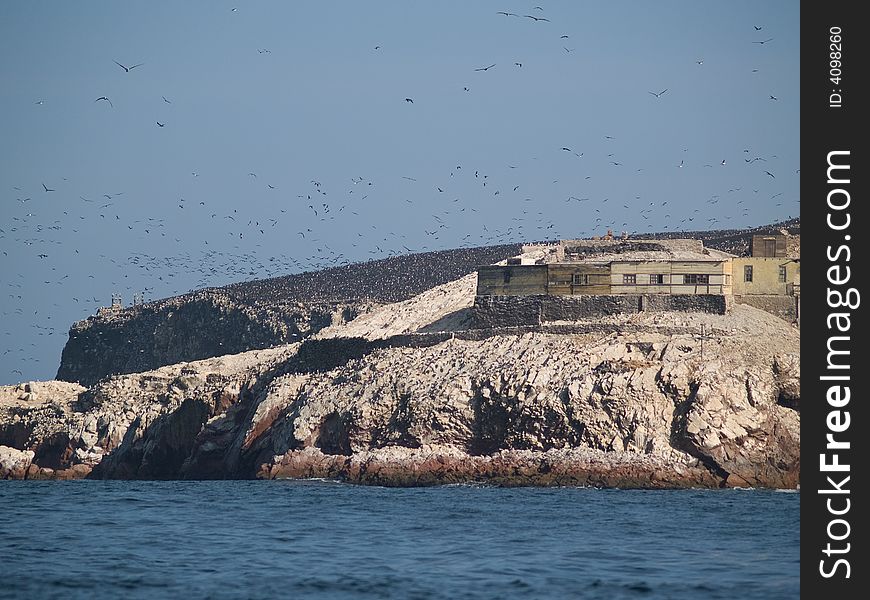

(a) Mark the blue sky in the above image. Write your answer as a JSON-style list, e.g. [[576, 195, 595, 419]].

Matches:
[[0, 1, 799, 383]]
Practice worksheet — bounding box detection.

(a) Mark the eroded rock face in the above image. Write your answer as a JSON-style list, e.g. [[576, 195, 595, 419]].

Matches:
[[2, 305, 799, 488], [1, 446, 35, 479], [237, 320, 799, 488], [56, 292, 360, 387], [1, 348, 293, 480]]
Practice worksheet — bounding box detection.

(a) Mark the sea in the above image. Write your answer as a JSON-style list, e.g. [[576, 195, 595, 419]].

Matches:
[[0, 481, 798, 599]]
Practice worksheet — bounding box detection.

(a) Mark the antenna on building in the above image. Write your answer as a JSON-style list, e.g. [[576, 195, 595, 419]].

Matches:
[[110, 293, 123, 310]]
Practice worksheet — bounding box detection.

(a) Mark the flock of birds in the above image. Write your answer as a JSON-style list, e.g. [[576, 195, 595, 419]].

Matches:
[[2, 5, 798, 382]]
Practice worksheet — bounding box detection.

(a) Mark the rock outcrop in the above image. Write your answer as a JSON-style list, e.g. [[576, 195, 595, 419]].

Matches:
[[56, 291, 360, 387], [3, 300, 799, 488]]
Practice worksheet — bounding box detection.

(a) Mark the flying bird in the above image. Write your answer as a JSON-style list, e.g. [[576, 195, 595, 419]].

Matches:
[[648, 89, 668, 98], [42, 183, 55, 192], [769, 95, 778, 100], [524, 14, 550, 21], [95, 96, 113, 107], [765, 171, 775, 178], [156, 121, 165, 127], [753, 38, 774, 44], [474, 64, 496, 71], [162, 96, 172, 104], [754, 25, 763, 30], [114, 60, 144, 72], [404, 97, 414, 103], [496, 11, 519, 17]]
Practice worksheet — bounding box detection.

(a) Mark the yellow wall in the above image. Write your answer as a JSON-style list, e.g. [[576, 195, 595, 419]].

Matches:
[[609, 261, 731, 295], [732, 257, 799, 295], [476, 265, 548, 295]]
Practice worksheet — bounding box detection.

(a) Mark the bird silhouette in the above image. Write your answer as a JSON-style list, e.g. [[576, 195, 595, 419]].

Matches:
[[114, 60, 144, 72], [156, 121, 165, 127], [765, 171, 775, 178], [474, 64, 496, 71], [769, 95, 778, 100], [404, 98, 414, 103], [524, 14, 550, 21], [42, 183, 55, 192], [95, 96, 113, 108], [648, 89, 668, 98], [753, 38, 774, 44]]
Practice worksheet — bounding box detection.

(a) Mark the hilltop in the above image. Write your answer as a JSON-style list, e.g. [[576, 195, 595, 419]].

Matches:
[[2, 220, 800, 487], [54, 220, 797, 386]]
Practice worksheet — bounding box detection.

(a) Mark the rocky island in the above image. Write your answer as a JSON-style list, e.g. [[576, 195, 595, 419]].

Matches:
[[1, 226, 800, 488]]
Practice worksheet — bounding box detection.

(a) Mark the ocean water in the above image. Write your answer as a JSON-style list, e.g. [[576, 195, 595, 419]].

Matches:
[[0, 481, 798, 599]]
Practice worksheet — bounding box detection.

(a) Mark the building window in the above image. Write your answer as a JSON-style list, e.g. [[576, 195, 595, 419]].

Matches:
[[779, 265, 787, 283], [744, 265, 753, 282], [572, 273, 589, 285], [684, 274, 709, 284], [623, 274, 636, 285], [503, 269, 511, 284], [650, 274, 664, 285]]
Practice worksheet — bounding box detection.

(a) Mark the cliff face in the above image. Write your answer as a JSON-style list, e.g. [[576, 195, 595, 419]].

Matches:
[[3, 303, 799, 488], [56, 292, 361, 387]]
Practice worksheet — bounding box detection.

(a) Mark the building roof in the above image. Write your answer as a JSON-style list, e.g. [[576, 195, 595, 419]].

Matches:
[[545, 238, 735, 265]]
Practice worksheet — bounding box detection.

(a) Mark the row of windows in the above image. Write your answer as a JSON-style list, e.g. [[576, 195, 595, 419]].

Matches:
[[517, 267, 789, 287], [618, 274, 710, 285], [571, 274, 715, 285]]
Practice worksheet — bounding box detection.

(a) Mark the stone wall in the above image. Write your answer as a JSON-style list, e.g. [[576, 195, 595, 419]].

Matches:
[[471, 294, 727, 328], [734, 295, 798, 323], [642, 294, 730, 314]]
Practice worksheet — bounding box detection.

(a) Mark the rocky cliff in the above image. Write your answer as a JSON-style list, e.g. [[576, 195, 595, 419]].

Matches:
[[56, 291, 362, 387], [3, 296, 799, 488]]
